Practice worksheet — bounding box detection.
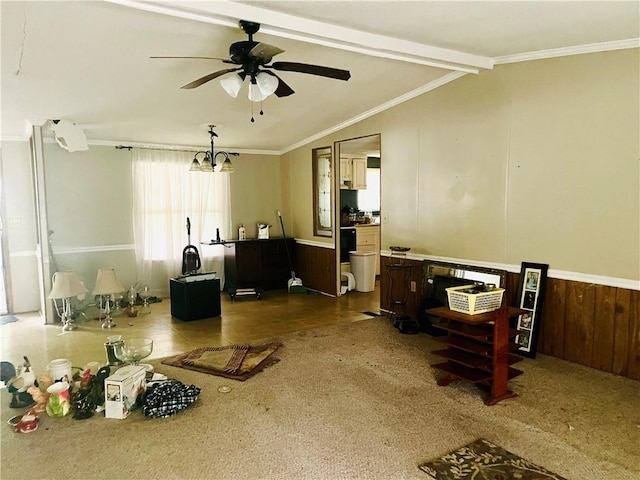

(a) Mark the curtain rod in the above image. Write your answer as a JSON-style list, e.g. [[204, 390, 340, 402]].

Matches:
[[115, 145, 200, 153]]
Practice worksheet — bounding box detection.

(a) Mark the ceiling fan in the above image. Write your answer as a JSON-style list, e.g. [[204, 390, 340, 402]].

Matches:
[[153, 20, 351, 101]]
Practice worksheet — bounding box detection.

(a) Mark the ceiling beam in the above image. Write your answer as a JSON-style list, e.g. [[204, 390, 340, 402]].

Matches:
[[107, 0, 493, 73]]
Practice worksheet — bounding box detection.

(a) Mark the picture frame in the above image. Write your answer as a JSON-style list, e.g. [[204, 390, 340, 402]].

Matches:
[[513, 262, 548, 358]]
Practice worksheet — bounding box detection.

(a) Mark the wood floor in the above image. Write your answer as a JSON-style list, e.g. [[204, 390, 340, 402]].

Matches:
[[1, 282, 380, 373]]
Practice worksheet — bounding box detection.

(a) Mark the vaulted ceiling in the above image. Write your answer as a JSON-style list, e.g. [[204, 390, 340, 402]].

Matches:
[[1, 1, 638, 153]]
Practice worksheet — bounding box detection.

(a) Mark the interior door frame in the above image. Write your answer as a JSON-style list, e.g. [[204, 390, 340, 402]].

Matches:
[[333, 134, 382, 297]]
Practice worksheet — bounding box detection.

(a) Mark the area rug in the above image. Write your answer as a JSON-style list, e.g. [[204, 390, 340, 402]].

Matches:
[[161, 342, 281, 381], [419, 438, 568, 480], [0, 315, 18, 325]]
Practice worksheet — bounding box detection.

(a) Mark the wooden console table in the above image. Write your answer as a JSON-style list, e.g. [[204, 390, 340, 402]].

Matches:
[[222, 237, 294, 300], [425, 306, 525, 405]]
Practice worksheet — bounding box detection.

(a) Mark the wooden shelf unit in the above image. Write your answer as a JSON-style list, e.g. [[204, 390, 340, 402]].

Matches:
[[426, 306, 525, 405]]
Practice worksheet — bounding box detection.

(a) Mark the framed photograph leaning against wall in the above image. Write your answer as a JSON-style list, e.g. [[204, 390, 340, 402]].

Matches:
[[514, 262, 549, 358]]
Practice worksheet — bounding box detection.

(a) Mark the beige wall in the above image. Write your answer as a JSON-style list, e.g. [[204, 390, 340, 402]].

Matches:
[[1, 141, 286, 311], [3, 49, 638, 314], [287, 49, 640, 282], [228, 152, 284, 239]]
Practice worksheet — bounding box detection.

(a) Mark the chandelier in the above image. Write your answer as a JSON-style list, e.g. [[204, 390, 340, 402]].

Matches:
[[189, 125, 238, 173]]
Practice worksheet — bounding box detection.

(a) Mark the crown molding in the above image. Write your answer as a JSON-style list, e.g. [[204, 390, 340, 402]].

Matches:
[[494, 38, 639, 65], [0, 136, 280, 156]]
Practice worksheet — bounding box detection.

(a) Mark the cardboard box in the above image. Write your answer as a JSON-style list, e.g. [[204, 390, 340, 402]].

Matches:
[[104, 365, 146, 419]]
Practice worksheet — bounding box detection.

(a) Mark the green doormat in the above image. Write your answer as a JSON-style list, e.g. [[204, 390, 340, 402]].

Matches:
[[419, 438, 567, 480]]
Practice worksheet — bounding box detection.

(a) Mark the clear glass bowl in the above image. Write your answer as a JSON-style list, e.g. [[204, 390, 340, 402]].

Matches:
[[114, 337, 153, 366]]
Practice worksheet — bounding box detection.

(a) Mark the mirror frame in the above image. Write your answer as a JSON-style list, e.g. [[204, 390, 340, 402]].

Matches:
[[312, 146, 333, 237]]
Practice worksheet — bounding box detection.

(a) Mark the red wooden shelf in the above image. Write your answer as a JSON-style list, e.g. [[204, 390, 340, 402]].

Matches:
[[426, 306, 526, 406]]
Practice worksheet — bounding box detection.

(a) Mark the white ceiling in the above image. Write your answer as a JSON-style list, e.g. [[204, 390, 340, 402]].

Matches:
[[1, 1, 638, 153]]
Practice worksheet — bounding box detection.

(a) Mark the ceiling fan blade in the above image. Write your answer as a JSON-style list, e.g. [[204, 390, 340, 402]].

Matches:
[[271, 62, 351, 81], [263, 71, 295, 97], [180, 68, 241, 89], [151, 56, 229, 61], [249, 43, 284, 63]]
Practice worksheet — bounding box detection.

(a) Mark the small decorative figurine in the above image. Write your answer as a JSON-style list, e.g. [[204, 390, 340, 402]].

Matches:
[[5, 357, 36, 408]]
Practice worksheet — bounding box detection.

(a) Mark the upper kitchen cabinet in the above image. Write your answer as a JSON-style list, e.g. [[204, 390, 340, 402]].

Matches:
[[340, 155, 367, 190]]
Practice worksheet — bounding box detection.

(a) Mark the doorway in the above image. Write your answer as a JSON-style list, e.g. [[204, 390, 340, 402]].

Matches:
[[335, 134, 381, 300]]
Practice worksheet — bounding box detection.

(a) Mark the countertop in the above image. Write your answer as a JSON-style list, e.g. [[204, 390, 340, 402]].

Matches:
[[340, 223, 380, 229]]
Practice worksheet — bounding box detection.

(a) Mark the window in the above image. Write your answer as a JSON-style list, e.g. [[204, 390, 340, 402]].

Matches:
[[357, 168, 380, 212], [132, 148, 231, 288]]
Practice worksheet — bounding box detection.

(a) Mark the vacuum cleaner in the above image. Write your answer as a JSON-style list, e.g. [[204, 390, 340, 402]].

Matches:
[[182, 217, 201, 275], [277, 210, 306, 293]]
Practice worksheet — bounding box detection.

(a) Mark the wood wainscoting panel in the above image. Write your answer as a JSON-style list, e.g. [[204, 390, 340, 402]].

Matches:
[[612, 288, 631, 377], [592, 285, 617, 372], [540, 278, 567, 359], [294, 243, 337, 296], [427, 265, 639, 380], [563, 281, 596, 365], [626, 289, 640, 379]]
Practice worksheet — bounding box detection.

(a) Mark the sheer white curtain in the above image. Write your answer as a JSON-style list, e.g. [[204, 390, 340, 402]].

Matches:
[[132, 148, 231, 296]]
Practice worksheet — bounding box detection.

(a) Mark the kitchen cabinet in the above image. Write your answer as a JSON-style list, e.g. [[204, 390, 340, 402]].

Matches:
[[355, 224, 380, 275], [223, 238, 294, 300], [340, 155, 367, 190], [425, 306, 525, 405]]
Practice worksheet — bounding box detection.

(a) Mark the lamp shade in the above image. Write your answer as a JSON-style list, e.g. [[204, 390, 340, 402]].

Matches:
[[200, 155, 214, 172], [256, 72, 278, 97], [218, 157, 235, 173], [220, 74, 243, 98], [189, 158, 201, 172], [92, 268, 125, 295], [48, 271, 88, 299]]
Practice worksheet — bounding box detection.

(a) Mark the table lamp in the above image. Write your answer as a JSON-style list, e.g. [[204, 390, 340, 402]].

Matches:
[[92, 268, 125, 329], [47, 271, 88, 332]]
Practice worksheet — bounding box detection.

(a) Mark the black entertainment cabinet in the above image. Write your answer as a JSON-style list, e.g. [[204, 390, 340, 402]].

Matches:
[[222, 237, 294, 300]]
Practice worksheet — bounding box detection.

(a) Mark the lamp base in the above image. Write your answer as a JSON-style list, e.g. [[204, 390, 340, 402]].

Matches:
[[62, 321, 78, 332], [101, 316, 116, 329]]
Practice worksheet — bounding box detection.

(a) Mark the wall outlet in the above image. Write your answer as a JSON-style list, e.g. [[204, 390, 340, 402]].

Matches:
[[410, 281, 416, 292]]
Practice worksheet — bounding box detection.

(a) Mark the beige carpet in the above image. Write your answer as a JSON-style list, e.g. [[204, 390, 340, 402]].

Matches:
[[1, 317, 638, 480]]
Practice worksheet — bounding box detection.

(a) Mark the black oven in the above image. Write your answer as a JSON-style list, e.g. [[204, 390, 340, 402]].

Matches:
[[340, 227, 357, 263]]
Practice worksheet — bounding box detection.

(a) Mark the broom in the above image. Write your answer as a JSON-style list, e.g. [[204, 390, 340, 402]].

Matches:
[[277, 210, 306, 293]]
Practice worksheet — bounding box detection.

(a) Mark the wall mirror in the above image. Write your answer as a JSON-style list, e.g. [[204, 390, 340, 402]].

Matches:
[[422, 260, 507, 299], [312, 146, 333, 237]]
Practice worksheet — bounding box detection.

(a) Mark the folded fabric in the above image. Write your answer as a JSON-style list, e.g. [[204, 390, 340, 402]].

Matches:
[[142, 380, 200, 419]]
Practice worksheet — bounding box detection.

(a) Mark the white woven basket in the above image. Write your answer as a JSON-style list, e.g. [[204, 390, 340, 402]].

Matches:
[[446, 285, 505, 315]]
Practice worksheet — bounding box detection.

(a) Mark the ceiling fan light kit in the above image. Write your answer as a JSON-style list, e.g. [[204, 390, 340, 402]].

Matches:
[[220, 74, 243, 98]]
